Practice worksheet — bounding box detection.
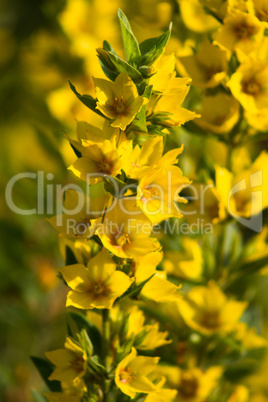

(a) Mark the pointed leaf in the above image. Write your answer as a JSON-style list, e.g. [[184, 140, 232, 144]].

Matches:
[[107, 52, 143, 83], [139, 23, 172, 66], [66, 311, 101, 356], [30, 356, 61, 392], [118, 9, 141, 63], [68, 81, 106, 118]]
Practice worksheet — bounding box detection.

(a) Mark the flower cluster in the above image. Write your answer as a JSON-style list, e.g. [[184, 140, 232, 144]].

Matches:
[[32, 5, 268, 402]]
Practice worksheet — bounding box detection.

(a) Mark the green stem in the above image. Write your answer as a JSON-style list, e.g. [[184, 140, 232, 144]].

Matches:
[[102, 309, 110, 401]]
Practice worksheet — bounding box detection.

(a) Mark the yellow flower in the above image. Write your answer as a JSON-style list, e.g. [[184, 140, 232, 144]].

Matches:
[[123, 136, 164, 179], [163, 237, 203, 281], [149, 53, 177, 93], [127, 306, 171, 350], [181, 181, 222, 225], [245, 108, 268, 132], [59, 249, 133, 309], [48, 186, 108, 238], [178, 281, 247, 335], [234, 322, 268, 349], [179, 0, 221, 32], [45, 378, 87, 402], [137, 163, 190, 224], [59, 237, 96, 266], [227, 385, 249, 402], [96, 198, 159, 258], [251, 0, 268, 27], [115, 347, 159, 399], [148, 80, 200, 127], [171, 366, 222, 402], [214, 8, 263, 54], [144, 388, 178, 402], [215, 151, 268, 219], [133, 250, 163, 285], [66, 119, 120, 154], [93, 72, 147, 130], [195, 93, 240, 134], [178, 39, 228, 88], [228, 59, 268, 112], [141, 272, 182, 303], [68, 138, 122, 184], [46, 337, 87, 383]]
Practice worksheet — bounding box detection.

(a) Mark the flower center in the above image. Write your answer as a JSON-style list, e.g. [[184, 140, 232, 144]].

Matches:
[[91, 280, 110, 298], [114, 232, 131, 247], [242, 79, 261, 96], [98, 158, 112, 173], [233, 22, 258, 39], [119, 368, 135, 384], [70, 355, 84, 373], [143, 185, 159, 199], [179, 372, 199, 398], [201, 310, 221, 329], [257, 9, 268, 23], [113, 96, 126, 114]]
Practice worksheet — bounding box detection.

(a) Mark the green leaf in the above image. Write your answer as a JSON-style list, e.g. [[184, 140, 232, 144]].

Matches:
[[66, 311, 101, 356], [30, 356, 61, 392], [107, 52, 143, 83], [131, 85, 152, 132], [65, 245, 77, 265], [118, 9, 141, 64], [96, 48, 119, 82], [103, 175, 128, 197], [70, 143, 82, 158], [68, 81, 106, 118], [139, 23, 172, 65], [119, 274, 155, 300]]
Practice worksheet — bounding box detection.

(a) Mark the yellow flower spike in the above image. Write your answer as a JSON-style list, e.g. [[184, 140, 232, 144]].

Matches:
[[137, 165, 190, 224], [214, 8, 263, 54], [195, 93, 240, 134], [115, 347, 159, 399], [59, 249, 133, 309], [141, 272, 182, 303], [48, 188, 109, 239], [228, 59, 268, 112], [178, 281, 248, 335], [93, 72, 147, 130], [178, 39, 228, 89], [96, 198, 159, 259], [68, 138, 122, 184], [46, 337, 87, 383]]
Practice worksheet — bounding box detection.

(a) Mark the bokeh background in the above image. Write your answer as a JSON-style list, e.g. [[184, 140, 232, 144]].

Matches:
[[1, 0, 267, 401]]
